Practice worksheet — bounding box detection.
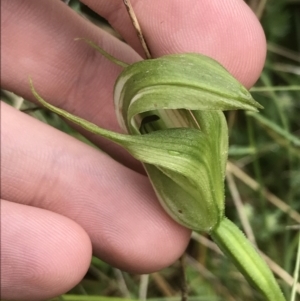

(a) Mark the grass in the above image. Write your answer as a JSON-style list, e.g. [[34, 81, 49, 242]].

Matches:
[[2, 0, 300, 300]]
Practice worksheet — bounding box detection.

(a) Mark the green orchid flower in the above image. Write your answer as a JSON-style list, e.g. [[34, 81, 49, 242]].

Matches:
[[30, 40, 286, 301]]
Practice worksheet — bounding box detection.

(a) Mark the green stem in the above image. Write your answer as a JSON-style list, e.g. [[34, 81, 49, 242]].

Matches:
[[290, 232, 300, 301], [210, 217, 286, 301]]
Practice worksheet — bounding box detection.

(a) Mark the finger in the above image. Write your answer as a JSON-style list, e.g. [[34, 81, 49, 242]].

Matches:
[[1, 0, 142, 169], [1, 102, 191, 273], [1, 199, 92, 301], [83, 0, 266, 88]]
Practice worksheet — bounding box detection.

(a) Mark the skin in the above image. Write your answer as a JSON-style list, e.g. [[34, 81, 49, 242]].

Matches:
[[1, 0, 266, 300]]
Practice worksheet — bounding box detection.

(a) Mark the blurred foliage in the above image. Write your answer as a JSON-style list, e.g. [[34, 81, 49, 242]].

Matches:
[[2, 0, 300, 301]]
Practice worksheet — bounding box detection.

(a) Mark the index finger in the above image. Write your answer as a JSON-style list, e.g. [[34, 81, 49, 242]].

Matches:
[[83, 0, 266, 88]]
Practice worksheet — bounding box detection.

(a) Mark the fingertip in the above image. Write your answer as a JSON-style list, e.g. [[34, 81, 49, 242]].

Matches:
[[90, 194, 191, 274], [146, 0, 267, 88], [1, 200, 92, 300], [85, 0, 266, 88], [118, 224, 191, 274], [221, 0, 266, 88]]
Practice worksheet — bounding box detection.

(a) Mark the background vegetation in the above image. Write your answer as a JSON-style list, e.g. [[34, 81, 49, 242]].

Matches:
[[3, 0, 300, 300]]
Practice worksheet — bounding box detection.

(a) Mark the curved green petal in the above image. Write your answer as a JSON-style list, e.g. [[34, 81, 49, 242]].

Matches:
[[114, 53, 262, 132]]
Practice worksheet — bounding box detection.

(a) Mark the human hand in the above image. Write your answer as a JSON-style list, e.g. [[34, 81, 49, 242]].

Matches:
[[1, 0, 266, 300]]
